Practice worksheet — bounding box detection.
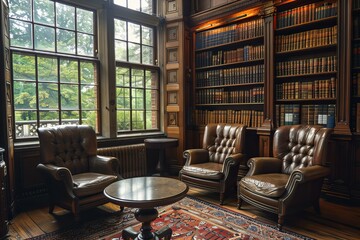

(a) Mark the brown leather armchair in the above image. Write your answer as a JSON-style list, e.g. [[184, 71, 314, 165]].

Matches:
[[238, 125, 332, 230], [37, 125, 121, 218], [179, 124, 247, 205]]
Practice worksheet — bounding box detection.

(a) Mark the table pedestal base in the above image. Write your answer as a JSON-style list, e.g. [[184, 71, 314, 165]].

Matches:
[[122, 208, 172, 240]]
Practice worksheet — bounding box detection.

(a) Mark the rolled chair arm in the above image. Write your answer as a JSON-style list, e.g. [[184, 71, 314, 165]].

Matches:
[[36, 163, 74, 190], [222, 153, 246, 178], [183, 149, 209, 165], [285, 165, 331, 190], [89, 155, 121, 179], [247, 157, 283, 176]]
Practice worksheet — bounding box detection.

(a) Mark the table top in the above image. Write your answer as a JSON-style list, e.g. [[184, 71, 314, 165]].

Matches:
[[104, 176, 188, 208]]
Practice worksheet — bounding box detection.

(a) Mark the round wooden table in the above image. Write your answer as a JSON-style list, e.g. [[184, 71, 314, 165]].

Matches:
[[144, 138, 179, 176], [104, 176, 188, 240]]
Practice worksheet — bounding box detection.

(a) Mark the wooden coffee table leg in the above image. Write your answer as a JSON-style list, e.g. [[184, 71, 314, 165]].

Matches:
[[155, 226, 172, 240], [123, 208, 159, 240]]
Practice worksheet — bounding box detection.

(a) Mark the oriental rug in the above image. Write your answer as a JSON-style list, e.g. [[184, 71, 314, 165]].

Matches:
[[26, 196, 311, 240]]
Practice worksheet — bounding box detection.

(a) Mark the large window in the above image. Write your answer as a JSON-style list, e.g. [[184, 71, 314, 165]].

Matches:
[[113, 0, 153, 15], [9, 0, 98, 138], [115, 19, 159, 132]]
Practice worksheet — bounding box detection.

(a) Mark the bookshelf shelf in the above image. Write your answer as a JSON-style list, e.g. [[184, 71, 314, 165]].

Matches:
[[276, 16, 337, 33], [195, 35, 264, 52], [195, 82, 264, 90], [276, 98, 336, 103], [195, 103, 263, 107], [276, 44, 337, 55], [276, 72, 337, 79], [195, 58, 264, 70]]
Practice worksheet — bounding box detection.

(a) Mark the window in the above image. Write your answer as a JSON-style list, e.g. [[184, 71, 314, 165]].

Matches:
[[9, 0, 98, 138], [114, 19, 159, 132], [113, 0, 153, 15]]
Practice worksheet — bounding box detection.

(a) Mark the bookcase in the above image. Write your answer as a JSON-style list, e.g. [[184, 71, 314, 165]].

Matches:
[[274, 0, 338, 128], [352, 0, 360, 132], [193, 13, 265, 129]]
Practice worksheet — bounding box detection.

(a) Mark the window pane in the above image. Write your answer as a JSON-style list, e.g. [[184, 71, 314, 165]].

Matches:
[[128, 22, 140, 43], [15, 111, 37, 138], [141, 0, 152, 14], [116, 88, 130, 109], [146, 89, 158, 110], [60, 59, 78, 83], [10, 20, 32, 48], [81, 85, 97, 109], [77, 33, 94, 56], [15, 110, 37, 123], [132, 69, 144, 88], [132, 88, 144, 109], [34, 25, 55, 51], [117, 110, 130, 131], [81, 62, 96, 84], [132, 110, 144, 130], [128, 0, 140, 11], [146, 111, 157, 129], [114, 19, 127, 40], [38, 56, 58, 82], [142, 46, 153, 65], [82, 111, 98, 130], [114, 0, 126, 8], [115, 40, 127, 61], [62, 110, 79, 121], [128, 43, 141, 63], [77, 9, 93, 34], [9, 0, 32, 21], [38, 82, 58, 109], [57, 29, 76, 54], [34, 0, 54, 25], [142, 26, 153, 45], [116, 67, 130, 86], [145, 70, 158, 89], [13, 81, 36, 109], [61, 84, 79, 109], [12, 54, 35, 81], [56, 3, 75, 30]]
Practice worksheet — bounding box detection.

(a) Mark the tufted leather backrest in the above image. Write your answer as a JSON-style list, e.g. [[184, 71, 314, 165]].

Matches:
[[38, 125, 97, 175], [203, 123, 246, 164], [273, 125, 332, 175]]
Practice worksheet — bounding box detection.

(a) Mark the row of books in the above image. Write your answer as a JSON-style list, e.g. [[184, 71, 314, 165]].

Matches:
[[352, 73, 360, 96], [276, 77, 336, 100], [276, 26, 337, 53], [195, 65, 264, 87], [276, 2, 337, 29], [275, 104, 336, 127], [193, 109, 264, 128], [195, 45, 264, 68], [276, 56, 337, 76], [196, 87, 264, 104], [354, 16, 359, 39], [195, 19, 264, 50], [354, 43, 360, 68]]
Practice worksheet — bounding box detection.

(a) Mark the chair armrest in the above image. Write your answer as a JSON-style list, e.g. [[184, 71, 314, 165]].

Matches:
[[183, 149, 209, 165], [222, 153, 246, 178], [247, 157, 283, 176], [89, 155, 121, 178], [36, 163, 73, 190], [285, 165, 331, 190]]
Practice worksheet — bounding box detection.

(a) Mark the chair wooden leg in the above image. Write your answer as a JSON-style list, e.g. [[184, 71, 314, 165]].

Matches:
[[220, 193, 225, 205], [277, 215, 284, 231], [48, 203, 55, 214], [237, 197, 243, 209], [120, 206, 125, 212]]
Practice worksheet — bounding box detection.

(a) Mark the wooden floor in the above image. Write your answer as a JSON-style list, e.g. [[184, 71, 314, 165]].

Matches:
[[6, 186, 360, 240]]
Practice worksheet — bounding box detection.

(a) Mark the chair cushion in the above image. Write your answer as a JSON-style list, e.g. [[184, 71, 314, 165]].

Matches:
[[72, 172, 118, 197], [181, 163, 224, 180], [240, 173, 289, 198]]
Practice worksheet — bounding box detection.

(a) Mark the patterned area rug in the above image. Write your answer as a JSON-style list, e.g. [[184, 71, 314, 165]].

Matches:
[[27, 196, 311, 240]]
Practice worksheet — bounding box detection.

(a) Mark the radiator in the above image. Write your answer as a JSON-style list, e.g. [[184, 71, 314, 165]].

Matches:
[[97, 144, 147, 178]]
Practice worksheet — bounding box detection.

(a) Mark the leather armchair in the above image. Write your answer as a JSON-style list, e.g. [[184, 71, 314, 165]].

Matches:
[[37, 125, 121, 218], [238, 125, 332, 230], [179, 124, 247, 204]]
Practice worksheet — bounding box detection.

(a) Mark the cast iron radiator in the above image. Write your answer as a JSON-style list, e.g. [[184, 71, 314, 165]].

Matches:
[[97, 144, 147, 178]]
